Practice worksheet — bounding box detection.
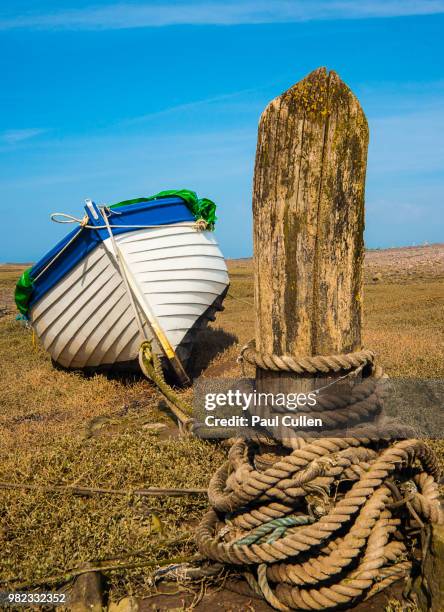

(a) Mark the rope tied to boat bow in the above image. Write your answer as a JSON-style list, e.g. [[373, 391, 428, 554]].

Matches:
[[50, 211, 209, 231], [138, 341, 194, 432]]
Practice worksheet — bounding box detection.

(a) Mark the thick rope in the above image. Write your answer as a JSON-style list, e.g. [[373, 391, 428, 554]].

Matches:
[[138, 341, 194, 431], [239, 340, 375, 375], [196, 437, 442, 609], [194, 346, 443, 610], [135, 332, 441, 609], [136, 337, 443, 609]]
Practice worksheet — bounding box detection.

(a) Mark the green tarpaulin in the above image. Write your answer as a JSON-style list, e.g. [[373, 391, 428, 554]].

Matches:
[[15, 267, 34, 316], [110, 189, 217, 229]]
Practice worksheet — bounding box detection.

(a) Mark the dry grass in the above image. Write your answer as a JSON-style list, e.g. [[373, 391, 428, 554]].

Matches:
[[0, 246, 443, 603], [0, 432, 223, 597], [0, 267, 226, 599], [364, 280, 444, 378], [219, 255, 444, 380]]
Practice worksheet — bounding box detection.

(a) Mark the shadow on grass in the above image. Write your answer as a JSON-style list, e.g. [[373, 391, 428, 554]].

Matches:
[[185, 326, 238, 379], [51, 357, 145, 386], [52, 326, 238, 386]]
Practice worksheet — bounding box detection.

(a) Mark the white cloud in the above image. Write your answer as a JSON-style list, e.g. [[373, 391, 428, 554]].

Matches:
[[1, 0, 443, 30], [1, 128, 48, 144]]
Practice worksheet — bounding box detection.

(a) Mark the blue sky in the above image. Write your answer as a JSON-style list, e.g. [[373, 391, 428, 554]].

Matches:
[[1, 1, 443, 262]]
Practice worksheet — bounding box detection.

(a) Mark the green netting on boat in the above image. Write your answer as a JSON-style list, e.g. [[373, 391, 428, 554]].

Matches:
[[110, 189, 217, 229], [15, 267, 34, 316]]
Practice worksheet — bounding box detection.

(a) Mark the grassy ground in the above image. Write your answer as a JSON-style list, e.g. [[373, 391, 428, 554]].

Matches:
[[0, 246, 443, 607]]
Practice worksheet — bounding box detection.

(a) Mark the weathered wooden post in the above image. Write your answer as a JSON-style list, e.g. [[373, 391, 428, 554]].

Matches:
[[252, 66, 368, 397], [197, 67, 443, 612]]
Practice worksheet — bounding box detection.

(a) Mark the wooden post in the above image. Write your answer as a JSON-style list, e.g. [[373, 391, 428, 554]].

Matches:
[[253, 67, 369, 394], [412, 524, 444, 611]]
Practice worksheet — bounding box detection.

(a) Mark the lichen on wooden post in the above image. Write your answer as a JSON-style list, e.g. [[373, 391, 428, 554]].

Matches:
[[252, 67, 369, 393]]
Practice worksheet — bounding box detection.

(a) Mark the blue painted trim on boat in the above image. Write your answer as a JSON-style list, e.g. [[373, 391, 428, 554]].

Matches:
[[29, 197, 195, 309]]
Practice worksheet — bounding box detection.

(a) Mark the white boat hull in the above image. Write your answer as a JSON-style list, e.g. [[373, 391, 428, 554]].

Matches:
[[30, 224, 229, 369]]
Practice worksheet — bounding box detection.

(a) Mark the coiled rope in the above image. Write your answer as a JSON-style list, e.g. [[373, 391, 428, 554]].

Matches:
[[135, 335, 442, 609], [193, 347, 443, 610], [196, 437, 442, 610]]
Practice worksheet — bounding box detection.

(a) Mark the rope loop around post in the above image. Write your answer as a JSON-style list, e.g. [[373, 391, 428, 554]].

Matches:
[[239, 340, 376, 375]]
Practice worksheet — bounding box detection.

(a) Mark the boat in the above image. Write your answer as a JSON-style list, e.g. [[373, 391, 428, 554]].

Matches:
[[15, 190, 229, 383]]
